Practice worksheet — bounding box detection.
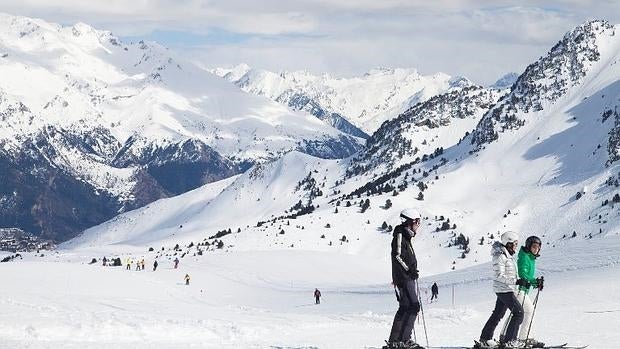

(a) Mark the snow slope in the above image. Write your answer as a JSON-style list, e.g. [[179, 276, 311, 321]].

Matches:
[[2, 234, 619, 348]]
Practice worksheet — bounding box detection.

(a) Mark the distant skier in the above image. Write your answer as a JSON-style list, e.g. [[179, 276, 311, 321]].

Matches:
[[126, 258, 132, 270], [184, 273, 190, 286], [385, 208, 424, 349], [153, 260, 158, 271], [430, 282, 438, 302], [512, 236, 545, 348], [314, 288, 322, 304], [477, 231, 526, 349], [174, 257, 179, 269], [102, 256, 107, 266], [140, 259, 145, 271]]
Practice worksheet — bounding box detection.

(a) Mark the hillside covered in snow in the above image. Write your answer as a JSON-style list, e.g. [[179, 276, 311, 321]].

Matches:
[[71, 20, 620, 277], [0, 13, 362, 242]]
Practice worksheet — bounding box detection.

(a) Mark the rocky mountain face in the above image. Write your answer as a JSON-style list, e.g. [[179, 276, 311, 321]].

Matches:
[[471, 20, 617, 148], [348, 85, 504, 176]]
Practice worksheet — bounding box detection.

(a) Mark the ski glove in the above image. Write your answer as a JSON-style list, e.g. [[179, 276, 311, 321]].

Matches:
[[408, 269, 419, 280], [536, 276, 544, 290], [516, 278, 531, 287]]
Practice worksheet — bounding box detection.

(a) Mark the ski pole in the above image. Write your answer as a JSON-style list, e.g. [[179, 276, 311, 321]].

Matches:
[[416, 281, 430, 348], [525, 287, 541, 341]]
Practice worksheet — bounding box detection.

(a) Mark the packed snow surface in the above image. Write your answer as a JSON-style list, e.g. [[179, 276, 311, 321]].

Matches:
[[1, 236, 619, 348]]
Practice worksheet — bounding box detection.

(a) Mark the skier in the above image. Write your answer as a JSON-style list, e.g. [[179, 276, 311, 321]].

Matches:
[[102, 256, 107, 266], [126, 258, 132, 270], [141, 259, 145, 271], [314, 288, 322, 304], [174, 257, 179, 269], [385, 208, 424, 349], [184, 273, 190, 286], [430, 282, 438, 302], [477, 231, 526, 349], [514, 236, 545, 348], [153, 260, 158, 271]]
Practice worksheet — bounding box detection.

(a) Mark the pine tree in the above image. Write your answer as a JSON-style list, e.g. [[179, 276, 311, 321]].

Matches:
[[384, 199, 392, 209]]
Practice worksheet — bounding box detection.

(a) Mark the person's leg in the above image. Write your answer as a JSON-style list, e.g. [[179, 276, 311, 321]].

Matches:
[[517, 292, 534, 341], [389, 282, 412, 343], [498, 292, 524, 343], [480, 294, 508, 341], [399, 279, 420, 342]]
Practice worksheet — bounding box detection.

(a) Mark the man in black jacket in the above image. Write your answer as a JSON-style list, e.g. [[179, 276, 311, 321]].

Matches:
[[386, 208, 423, 349], [431, 283, 438, 302]]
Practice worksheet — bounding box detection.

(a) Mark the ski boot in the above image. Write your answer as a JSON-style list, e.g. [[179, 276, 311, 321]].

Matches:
[[475, 339, 499, 348], [382, 340, 424, 349], [501, 340, 526, 349], [382, 341, 401, 349], [524, 338, 545, 348], [402, 339, 424, 349]]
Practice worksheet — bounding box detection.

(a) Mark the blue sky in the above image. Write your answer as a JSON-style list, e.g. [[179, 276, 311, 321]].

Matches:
[[2, 0, 619, 84]]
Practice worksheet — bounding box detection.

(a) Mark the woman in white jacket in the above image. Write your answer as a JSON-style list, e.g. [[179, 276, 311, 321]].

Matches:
[[477, 231, 526, 349]]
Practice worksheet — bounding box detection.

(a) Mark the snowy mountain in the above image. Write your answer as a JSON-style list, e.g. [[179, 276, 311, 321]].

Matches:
[[0, 13, 362, 242], [349, 85, 504, 176], [211, 65, 473, 135], [471, 20, 618, 147], [3, 18, 620, 349], [490, 72, 519, 90], [69, 19, 620, 279]]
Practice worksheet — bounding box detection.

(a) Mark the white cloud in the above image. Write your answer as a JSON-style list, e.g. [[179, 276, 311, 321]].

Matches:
[[0, 0, 618, 84]]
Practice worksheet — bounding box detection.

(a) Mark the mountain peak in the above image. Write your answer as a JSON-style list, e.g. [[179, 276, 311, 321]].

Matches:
[[565, 19, 613, 39], [471, 19, 618, 147]]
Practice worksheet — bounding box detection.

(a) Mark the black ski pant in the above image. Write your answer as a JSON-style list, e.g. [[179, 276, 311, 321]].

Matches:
[[431, 292, 438, 301], [388, 278, 420, 343], [480, 292, 524, 343], [315, 296, 320, 304]]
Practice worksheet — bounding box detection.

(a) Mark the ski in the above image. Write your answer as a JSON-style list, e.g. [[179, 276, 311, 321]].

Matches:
[[422, 344, 587, 349], [374, 341, 588, 349]]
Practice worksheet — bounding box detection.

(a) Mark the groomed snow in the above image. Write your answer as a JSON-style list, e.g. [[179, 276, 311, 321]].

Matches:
[[0, 236, 618, 348]]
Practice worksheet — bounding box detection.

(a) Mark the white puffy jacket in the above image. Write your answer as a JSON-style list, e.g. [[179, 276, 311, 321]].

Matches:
[[491, 241, 518, 293]]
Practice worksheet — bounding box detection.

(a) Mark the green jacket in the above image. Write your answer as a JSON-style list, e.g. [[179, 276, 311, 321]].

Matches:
[[517, 247, 538, 294]]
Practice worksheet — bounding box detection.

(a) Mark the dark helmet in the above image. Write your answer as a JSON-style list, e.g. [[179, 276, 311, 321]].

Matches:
[[525, 236, 542, 256]]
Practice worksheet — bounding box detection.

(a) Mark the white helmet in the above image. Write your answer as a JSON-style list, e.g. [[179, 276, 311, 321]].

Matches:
[[501, 231, 519, 245], [400, 208, 422, 222]]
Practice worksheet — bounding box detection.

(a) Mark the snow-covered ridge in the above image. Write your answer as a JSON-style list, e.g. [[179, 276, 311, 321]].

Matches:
[[211, 64, 474, 134], [0, 13, 362, 242], [472, 20, 618, 147]]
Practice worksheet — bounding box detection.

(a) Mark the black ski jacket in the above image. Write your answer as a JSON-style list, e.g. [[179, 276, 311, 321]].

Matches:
[[391, 224, 418, 286]]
